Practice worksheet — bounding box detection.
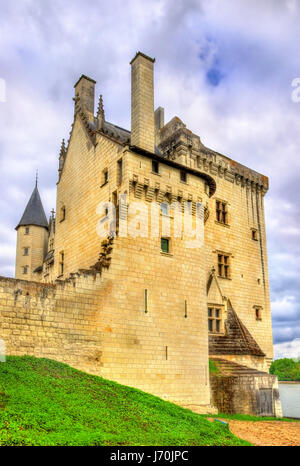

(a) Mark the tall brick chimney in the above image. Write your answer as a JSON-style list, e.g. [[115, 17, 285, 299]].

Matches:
[[74, 75, 96, 122], [130, 52, 155, 153]]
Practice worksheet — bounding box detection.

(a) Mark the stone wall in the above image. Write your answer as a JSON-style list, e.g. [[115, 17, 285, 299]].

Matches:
[[0, 261, 213, 412]]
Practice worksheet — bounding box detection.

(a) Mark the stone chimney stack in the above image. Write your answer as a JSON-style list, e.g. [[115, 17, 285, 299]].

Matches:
[[130, 52, 155, 153], [74, 75, 96, 122]]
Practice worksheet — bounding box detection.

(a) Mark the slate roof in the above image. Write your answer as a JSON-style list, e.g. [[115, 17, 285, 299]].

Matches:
[[16, 184, 48, 230], [209, 300, 265, 357]]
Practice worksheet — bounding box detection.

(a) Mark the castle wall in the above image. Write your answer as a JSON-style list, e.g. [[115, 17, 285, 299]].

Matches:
[[0, 244, 212, 411]]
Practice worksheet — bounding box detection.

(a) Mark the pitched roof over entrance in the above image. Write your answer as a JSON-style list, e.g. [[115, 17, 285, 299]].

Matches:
[[209, 300, 265, 357]]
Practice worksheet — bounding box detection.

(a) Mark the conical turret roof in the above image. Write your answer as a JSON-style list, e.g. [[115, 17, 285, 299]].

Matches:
[[16, 183, 48, 230]]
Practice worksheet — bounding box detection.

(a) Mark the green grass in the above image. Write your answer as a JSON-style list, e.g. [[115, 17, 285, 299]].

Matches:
[[209, 359, 220, 375], [212, 413, 300, 423], [0, 356, 252, 446]]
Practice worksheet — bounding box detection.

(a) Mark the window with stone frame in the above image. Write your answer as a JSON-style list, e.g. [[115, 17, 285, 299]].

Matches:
[[218, 253, 230, 278], [216, 200, 228, 224], [208, 307, 222, 333], [23, 247, 29, 256], [25, 227, 30, 235], [23, 265, 28, 274], [161, 237, 170, 253]]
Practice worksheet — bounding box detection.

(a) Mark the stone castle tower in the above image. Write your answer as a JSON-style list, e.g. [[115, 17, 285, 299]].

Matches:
[[15, 180, 48, 280], [5, 51, 281, 416]]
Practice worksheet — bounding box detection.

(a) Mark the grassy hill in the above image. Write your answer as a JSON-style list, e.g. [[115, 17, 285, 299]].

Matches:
[[0, 356, 251, 446]]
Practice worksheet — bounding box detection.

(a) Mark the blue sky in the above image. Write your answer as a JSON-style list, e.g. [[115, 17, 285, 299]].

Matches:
[[0, 0, 300, 359]]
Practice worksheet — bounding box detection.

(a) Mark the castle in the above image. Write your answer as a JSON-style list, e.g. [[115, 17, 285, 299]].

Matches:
[[2, 52, 282, 416]]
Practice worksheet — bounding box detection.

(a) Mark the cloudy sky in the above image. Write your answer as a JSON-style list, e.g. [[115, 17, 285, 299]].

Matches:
[[0, 0, 300, 359]]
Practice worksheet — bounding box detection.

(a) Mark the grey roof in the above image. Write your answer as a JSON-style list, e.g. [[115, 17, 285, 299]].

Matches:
[[16, 184, 48, 230]]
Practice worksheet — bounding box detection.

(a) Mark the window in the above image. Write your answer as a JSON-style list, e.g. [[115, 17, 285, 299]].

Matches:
[[208, 307, 222, 333], [117, 159, 123, 185], [152, 160, 159, 174], [60, 206, 66, 222], [25, 227, 30, 235], [254, 306, 262, 321], [218, 253, 230, 278], [161, 238, 169, 253], [23, 247, 29, 256], [102, 168, 108, 185], [180, 170, 187, 183], [23, 265, 28, 275], [59, 251, 64, 275], [216, 200, 228, 224], [49, 239, 54, 251], [160, 202, 169, 216], [252, 229, 258, 241]]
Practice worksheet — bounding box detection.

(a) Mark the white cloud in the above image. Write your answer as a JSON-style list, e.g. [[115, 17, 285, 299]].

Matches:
[[274, 338, 300, 360]]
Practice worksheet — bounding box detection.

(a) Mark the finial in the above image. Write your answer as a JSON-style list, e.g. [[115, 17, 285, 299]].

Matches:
[[35, 169, 38, 187], [97, 95, 105, 120], [59, 139, 66, 158], [51, 208, 55, 218]]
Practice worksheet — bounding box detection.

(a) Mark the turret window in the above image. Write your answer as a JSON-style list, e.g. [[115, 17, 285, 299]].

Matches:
[[25, 227, 30, 235], [23, 265, 28, 275], [23, 247, 29, 256]]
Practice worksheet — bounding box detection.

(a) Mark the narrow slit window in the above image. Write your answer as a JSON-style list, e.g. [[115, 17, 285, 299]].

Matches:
[[117, 159, 123, 185], [59, 251, 64, 275], [180, 171, 187, 183], [152, 160, 159, 174]]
